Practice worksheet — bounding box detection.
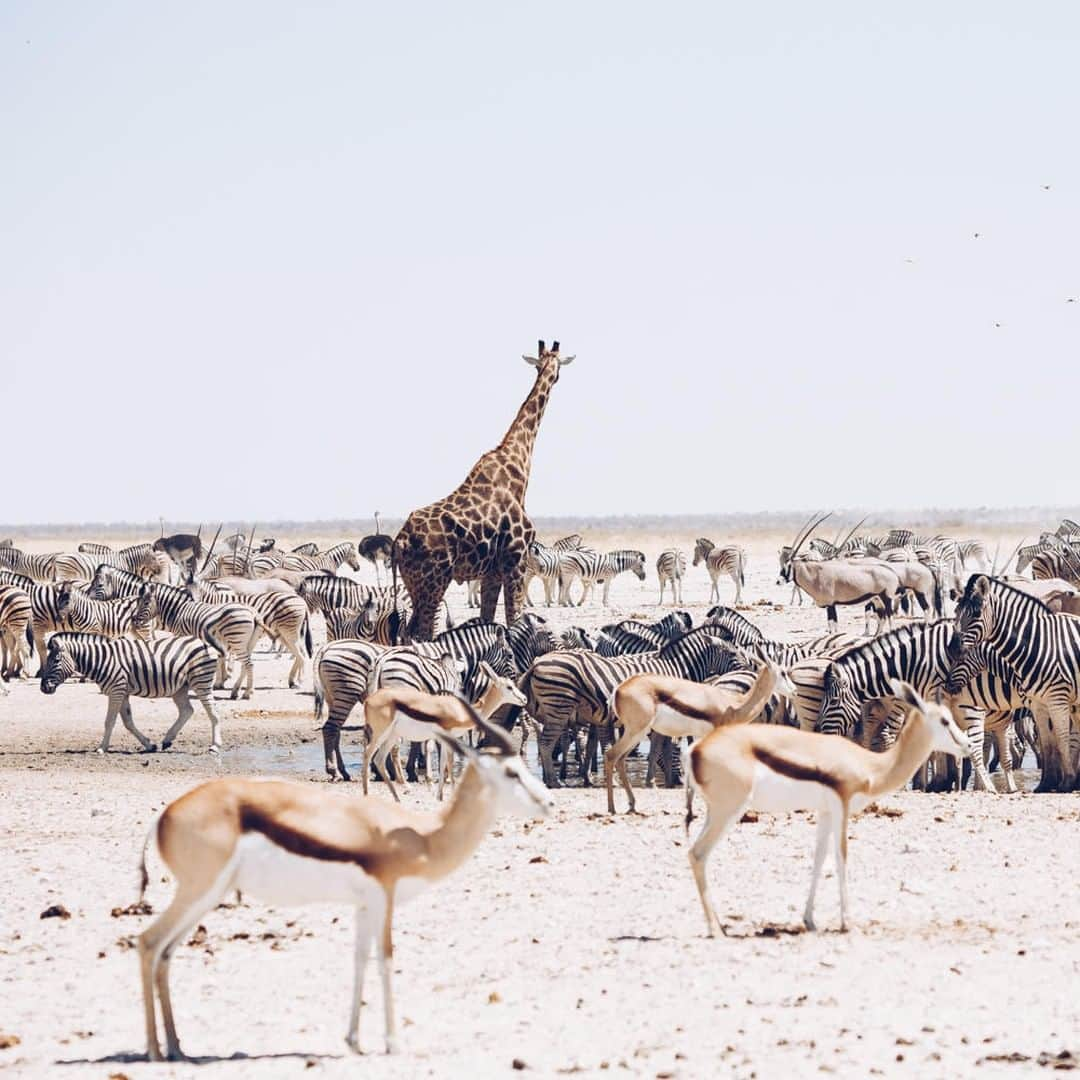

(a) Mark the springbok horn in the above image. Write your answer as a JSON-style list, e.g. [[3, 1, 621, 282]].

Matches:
[[200, 523, 223, 573], [159, 517, 165, 537], [989, 542, 1002, 577], [244, 523, 258, 575], [196, 523, 203, 542]]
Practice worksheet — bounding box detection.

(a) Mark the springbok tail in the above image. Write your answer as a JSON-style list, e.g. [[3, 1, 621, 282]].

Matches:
[[138, 810, 165, 900]]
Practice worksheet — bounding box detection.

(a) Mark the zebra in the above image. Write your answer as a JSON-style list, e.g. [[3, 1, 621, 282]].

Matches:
[[188, 580, 312, 688], [39, 631, 224, 753], [817, 620, 1026, 792], [313, 621, 517, 780], [296, 575, 397, 615], [521, 627, 741, 786], [0, 583, 32, 679], [130, 581, 262, 700], [557, 549, 646, 607], [313, 638, 388, 779], [281, 541, 362, 574], [883, 531, 963, 575], [595, 611, 693, 656], [692, 539, 747, 605], [704, 605, 863, 666], [0, 569, 73, 671], [1056, 518, 1080, 541], [656, 548, 687, 605], [76, 542, 170, 581], [1030, 549, 1080, 586], [0, 547, 58, 582], [946, 574, 1080, 792], [523, 541, 562, 607], [55, 584, 143, 640], [559, 627, 596, 651]]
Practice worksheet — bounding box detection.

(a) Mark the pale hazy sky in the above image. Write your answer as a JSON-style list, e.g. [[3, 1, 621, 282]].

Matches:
[[3, 2, 1079, 524]]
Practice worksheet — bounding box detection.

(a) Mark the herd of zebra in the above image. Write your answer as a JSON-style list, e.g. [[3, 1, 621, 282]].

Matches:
[[3, 516, 1080, 793]]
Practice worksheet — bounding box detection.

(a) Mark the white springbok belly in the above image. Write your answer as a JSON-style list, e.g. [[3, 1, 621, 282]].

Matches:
[[651, 705, 714, 740], [747, 762, 832, 814], [230, 834, 429, 908], [393, 715, 460, 743]]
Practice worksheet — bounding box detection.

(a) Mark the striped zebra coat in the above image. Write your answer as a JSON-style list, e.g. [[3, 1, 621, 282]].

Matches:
[[818, 620, 1027, 792], [56, 584, 143, 640], [39, 631, 224, 752], [595, 611, 693, 656], [0, 547, 58, 582], [656, 548, 687, 605], [521, 627, 741, 786], [0, 569, 73, 671], [693, 539, 747, 605], [704, 605, 863, 665], [281, 541, 362, 574], [946, 574, 1080, 792], [131, 581, 262, 700], [313, 621, 516, 780], [557, 549, 646, 607], [0, 583, 32, 679], [191, 581, 312, 688]]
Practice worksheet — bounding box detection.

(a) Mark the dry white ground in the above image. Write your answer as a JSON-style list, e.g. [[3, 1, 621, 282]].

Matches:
[[1, 529, 1078, 1078]]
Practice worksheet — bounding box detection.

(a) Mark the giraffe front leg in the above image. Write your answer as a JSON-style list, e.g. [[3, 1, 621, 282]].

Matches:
[[502, 568, 526, 627], [479, 576, 501, 624]]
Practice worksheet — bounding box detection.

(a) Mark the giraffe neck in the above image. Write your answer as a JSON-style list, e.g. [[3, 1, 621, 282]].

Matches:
[[489, 361, 559, 501]]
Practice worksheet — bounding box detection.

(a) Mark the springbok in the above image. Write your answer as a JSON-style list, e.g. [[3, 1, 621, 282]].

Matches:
[[362, 662, 528, 801], [604, 650, 795, 814], [778, 512, 901, 630], [685, 680, 969, 936], [135, 704, 552, 1061]]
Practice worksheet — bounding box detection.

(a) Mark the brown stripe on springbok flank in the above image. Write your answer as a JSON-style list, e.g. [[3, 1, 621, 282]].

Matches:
[[393, 698, 458, 730], [239, 805, 375, 871], [751, 745, 843, 793], [655, 688, 714, 722]]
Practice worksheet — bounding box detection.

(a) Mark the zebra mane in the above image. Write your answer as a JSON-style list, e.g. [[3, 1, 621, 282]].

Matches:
[[960, 574, 1052, 614], [827, 619, 952, 667], [656, 625, 730, 656]]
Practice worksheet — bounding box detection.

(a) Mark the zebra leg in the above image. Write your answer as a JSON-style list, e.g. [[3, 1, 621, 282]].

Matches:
[[194, 692, 223, 753], [955, 707, 995, 792], [1031, 703, 1068, 792], [120, 700, 157, 753], [98, 694, 124, 753], [989, 713, 1018, 794], [162, 691, 196, 751], [322, 721, 350, 781], [537, 720, 564, 788]]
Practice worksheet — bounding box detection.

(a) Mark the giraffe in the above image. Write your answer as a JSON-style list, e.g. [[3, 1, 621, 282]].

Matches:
[[394, 340, 574, 640]]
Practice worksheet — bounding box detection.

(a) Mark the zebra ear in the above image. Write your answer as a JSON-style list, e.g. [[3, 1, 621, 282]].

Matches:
[[975, 575, 991, 598]]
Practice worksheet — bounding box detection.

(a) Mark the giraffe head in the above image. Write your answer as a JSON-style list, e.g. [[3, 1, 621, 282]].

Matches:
[[523, 339, 574, 380]]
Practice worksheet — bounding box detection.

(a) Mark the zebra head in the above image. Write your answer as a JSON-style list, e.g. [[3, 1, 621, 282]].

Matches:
[[40, 636, 77, 695], [55, 581, 75, 619], [947, 574, 993, 666], [132, 583, 160, 634], [692, 538, 714, 567], [818, 664, 861, 738], [630, 551, 647, 581]]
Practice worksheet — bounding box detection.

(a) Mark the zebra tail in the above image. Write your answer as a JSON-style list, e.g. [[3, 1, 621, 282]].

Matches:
[[738, 549, 746, 588], [932, 571, 944, 618], [443, 599, 454, 631], [138, 809, 165, 901], [302, 614, 313, 658], [204, 626, 228, 657], [312, 659, 325, 721]]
